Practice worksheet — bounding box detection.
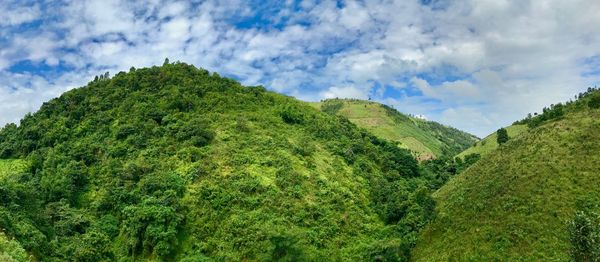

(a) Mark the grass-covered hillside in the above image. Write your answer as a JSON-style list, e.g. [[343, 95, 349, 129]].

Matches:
[[412, 88, 600, 261], [311, 99, 478, 161], [456, 124, 528, 159], [0, 62, 438, 261]]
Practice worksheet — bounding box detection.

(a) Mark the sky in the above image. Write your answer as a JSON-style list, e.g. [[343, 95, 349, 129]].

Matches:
[[1, 0, 600, 137]]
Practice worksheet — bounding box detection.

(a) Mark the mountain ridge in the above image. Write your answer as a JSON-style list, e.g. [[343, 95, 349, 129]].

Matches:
[[310, 99, 478, 161]]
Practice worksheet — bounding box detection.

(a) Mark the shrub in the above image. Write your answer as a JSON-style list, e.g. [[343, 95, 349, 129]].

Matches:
[[568, 210, 600, 261], [280, 106, 305, 124], [496, 128, 509, 145]]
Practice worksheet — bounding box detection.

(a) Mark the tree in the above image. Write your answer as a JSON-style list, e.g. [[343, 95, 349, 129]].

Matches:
[[589, 96, 600, 109], [496, 128, 509, 145]]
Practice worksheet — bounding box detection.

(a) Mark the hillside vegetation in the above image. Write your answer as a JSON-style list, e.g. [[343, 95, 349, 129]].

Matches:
[[311, 99, 478, 161], [0, 62, 440, 261], [412, 88, 600, 260], [457, 124, 528, 159]]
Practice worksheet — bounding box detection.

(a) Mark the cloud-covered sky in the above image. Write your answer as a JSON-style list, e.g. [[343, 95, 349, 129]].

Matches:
[[1, 0, 600, 137]]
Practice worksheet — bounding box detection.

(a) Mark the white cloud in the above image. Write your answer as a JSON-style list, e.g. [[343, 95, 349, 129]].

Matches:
[[320, 85, 370, 100], [411, 77, 480, 103], [0, 3, 40, 26], [1, 0, 600, 137]]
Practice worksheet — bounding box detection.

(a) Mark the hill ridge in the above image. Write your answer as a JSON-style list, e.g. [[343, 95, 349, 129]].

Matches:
[[310, 98, 478, 160]]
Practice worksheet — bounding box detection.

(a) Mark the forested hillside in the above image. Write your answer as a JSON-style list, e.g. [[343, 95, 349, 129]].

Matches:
[[0, 62, 439, 261], [311, 99, 478, 161], [413, 88, 600, 261]]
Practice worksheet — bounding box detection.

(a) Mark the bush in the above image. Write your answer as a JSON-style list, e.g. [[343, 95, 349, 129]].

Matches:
[[280, 106, 305, 124], [0, 232, 29, 262], [496, 128, 509, 145], [568, 210, 600, 261]]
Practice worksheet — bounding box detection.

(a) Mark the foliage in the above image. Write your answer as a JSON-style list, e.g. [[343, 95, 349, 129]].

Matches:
[[496, 127, 509, 145], [0, 62, 439, 261], [568, 210, 600, 261], [589, 95, 600, 109], [420, 154, 480, 191], [0, 232, 29, 262]]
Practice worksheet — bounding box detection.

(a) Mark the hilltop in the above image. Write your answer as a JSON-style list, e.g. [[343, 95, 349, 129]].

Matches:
[[412, 88, 600, 260], [310, 99, 478, 161], [0, 62, 437, 261]]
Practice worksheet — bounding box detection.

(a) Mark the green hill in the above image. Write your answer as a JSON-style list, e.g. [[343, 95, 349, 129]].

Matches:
[[456, 124, 528, 159], [412, 89, 600, 260], [310, 99, 478, 161], [0, 63, 437, 261]]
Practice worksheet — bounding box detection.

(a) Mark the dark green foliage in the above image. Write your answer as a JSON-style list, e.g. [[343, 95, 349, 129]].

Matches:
[[280, 105, 305, 124], [320, 100, 343, 115], [0, 63, 437, 261], [270, 234, 306, 261], [589, 95, 600, 109], [420, 154, 479, 191], [462, 153, 481, 168], [496, 128, 509, 145]]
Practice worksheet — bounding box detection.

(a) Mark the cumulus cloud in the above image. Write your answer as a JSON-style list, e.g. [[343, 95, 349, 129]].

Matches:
[[0, 0, 600, 137]]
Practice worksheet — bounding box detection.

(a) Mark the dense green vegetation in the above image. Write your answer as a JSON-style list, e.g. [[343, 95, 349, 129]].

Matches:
[[412, 88, 600, 261], [496, 127, 509, 145], [0, 231, 29, 262], [311, 99, 478, 161], [0, 62, 444, 261], [568, 209, 600, 261]]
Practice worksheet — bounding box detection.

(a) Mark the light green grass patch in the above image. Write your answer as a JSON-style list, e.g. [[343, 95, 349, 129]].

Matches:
[[0, 159, 28, 178]]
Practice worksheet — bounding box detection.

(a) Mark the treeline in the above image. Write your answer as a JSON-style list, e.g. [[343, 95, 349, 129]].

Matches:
[[515, 86, 600, 128], [420, 153, 481, 190]]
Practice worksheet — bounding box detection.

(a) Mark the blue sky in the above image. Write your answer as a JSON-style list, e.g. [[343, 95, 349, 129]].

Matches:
[[1, 0, 600, 137]]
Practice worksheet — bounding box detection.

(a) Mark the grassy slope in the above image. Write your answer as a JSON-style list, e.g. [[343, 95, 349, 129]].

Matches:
[[457, 124, 528, 159], [311, 100, 478, 160], [412, 105, 600, 261]]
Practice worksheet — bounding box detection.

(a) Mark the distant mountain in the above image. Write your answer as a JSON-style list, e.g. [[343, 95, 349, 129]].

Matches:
[[412, 87, 600, 261], [310, 99, 479, 161], [0, 63, 436, 261]]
